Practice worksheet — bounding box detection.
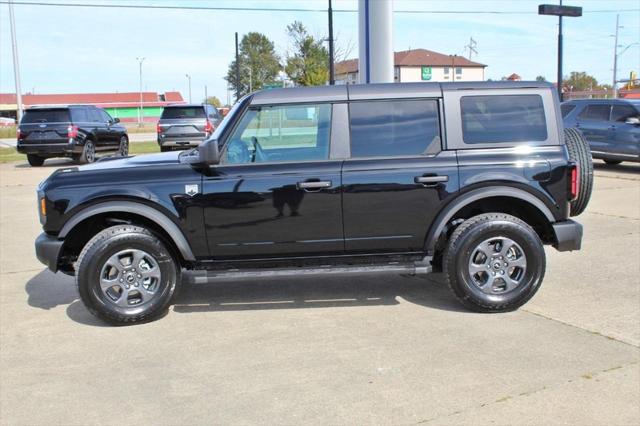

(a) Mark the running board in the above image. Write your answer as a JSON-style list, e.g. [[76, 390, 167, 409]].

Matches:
[[187, 259, 432, 284]]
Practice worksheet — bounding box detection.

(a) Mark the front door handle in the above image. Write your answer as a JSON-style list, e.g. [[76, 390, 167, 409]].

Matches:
[[415, 175, 448, 185], [297, 180, 332, 191]]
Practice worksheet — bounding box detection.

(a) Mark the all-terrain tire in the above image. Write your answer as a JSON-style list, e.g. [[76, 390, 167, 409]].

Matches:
[[27, 154, 45, 167], [443, 213, 546, 313], [76, 224, 181, 325], [564, 127, 593, 216]]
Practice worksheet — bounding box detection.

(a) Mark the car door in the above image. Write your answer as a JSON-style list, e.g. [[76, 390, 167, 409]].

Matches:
[[202, 102, 344, 258], [576, 104, 612, 153], [609, 103, 640, 159], [99, 109, 119, 146], [341, 98, 459, 253], [88, 108, 109, 147]]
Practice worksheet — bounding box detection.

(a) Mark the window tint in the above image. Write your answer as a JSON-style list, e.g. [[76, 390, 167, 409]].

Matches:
[[99, 110, 112, 122], [611, 104, 638, 122], [461, 95, 547, 144], [88, 108, 102, 122], [578, 104, 611, 121], [71, 108, 89, 122], [561, 104, 576, 118], [349, 100, 440, 157], [21, 109, 70, 123], [223, 103, 331, 164], [161, 106, 205, 119]]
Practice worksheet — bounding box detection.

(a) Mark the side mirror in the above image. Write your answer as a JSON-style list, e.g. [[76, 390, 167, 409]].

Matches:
[[198, 139, 220, 165], [113, 117, 120, 124], [625, 117, 640, 126]]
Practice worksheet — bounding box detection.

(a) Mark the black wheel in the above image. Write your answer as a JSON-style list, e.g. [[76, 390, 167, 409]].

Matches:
[[26, 154, 45, 167], [160, 146, 172, 152], [78, 140, 96, 164], [604, 159, 622, 165], [443, 213, 546, 313], [118, 135, 129, 157], [76, 225, 181, 325], [564, 128, 593, 216]]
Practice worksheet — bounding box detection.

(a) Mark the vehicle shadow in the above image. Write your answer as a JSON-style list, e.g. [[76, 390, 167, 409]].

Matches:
[[14, 158, 77, 169], [592, 160, 640, 175], [24, 269, 468, 327]]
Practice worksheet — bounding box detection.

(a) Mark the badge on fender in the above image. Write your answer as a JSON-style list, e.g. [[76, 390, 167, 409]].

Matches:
[[185, 184, 199, 196]]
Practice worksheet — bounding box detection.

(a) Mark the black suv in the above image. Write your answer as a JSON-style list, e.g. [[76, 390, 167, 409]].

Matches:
[[17, 105, 129, 166], [157, 104, 222, 151], [34, 82, 592, 325]]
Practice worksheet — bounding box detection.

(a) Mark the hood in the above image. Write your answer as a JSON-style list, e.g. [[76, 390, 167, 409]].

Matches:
[[76, 151, 182, 171]]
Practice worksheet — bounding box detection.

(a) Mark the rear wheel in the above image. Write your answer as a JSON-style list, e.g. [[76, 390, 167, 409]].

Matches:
[[76, 225, 181, 325], [26, 154, 45, 167], [604, 159, 622, 165], [78, 140, 96, 164], [564, 128, 593, 216], [443, 213, 545, 313]]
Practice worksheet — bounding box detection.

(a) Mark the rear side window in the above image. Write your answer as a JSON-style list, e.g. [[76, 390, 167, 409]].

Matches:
[[161, 107, 205, 119], [21, 109, 70, 123], [71, 108, 89, 122], [561, 104, 576, 118], [349, 99, 440, 158], [461, 95, 547, 144], [611, 104, 638, 122], [578, 104, 611, 121]]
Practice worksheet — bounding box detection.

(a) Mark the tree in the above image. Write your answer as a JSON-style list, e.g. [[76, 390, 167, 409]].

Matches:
[[535, 75, 547, 82], [284, 21, 329, 86], [205, 96, 222, 108], [225, 32, 281, 98], [562, 71, 599, 91]]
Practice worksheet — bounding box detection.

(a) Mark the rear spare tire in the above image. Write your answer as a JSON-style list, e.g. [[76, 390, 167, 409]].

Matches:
[[564, 127, 593, 216]]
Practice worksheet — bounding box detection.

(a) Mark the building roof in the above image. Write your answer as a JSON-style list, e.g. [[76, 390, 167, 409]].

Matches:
[[0, 91, 185, 108], [506, 73, 522, 81], [335, 48, 486, 74]]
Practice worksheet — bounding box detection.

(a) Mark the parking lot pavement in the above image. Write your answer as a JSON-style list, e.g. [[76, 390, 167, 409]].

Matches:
[[0, 132, 156, 147], [1, 159, 639, 425]]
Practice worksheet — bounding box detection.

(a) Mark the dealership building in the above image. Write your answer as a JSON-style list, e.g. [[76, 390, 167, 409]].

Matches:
[[0, 91, 185, 123], [336, 48, 486, 84]]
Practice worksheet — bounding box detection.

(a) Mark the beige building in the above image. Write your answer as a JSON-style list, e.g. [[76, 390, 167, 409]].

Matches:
[[336, 48, 486, 84]]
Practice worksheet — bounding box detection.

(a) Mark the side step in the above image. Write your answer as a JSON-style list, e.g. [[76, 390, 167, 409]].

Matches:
[[187, 259, 432, 285]]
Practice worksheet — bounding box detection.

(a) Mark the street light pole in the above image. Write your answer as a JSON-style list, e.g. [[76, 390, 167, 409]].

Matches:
[[328, 0, 335, 85], [8, 0, 23, 123], [557, 0, 563, 100], [136, 57, 145, 126], [612, 14, 621, 99], [185, 74, 192, 103]]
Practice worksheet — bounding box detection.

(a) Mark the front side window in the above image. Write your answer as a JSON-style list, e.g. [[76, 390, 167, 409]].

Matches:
[[461, 95, 547, 144], [349, 99, 440, 158], [223, 103, 331, 164], [561, 104, 576, 118], [578, 104, 611, 121], [611, 104, 638, 122], [99, 110, 113, 123]]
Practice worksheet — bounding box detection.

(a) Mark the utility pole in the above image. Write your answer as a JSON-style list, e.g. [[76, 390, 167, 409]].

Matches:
[[204, 85, 208, 103], [557, 0, 563, 100], [465, 37, 478, 60], [235, 32, 240, 101], [612, 14, 621, 99], [8, 0, 23, 123], [136, 57, 145, 126], [328, 0, 335, 85], [185, 74, 192, 103]]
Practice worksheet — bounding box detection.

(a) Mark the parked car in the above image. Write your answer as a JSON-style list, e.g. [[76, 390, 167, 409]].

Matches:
[[16, 105, 128, 167], [562, 98, 640, 165], [35, 81, 592, 325], [157, 104, 222, 151]]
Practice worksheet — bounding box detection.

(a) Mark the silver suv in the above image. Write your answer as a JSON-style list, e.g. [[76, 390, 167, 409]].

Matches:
[[156, 104, 222, 151]]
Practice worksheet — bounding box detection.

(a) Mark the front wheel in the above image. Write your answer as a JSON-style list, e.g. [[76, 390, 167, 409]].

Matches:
[[443, 213, 545, 313], [76, 225, 181, 325], [118, 135, 129, 156]]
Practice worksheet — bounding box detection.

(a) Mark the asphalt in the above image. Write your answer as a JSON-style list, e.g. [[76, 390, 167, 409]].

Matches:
[[0, 159, 638, 425]]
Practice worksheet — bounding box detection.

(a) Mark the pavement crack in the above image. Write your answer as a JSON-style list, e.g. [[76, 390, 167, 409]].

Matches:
[[585, 211, 640, 221]]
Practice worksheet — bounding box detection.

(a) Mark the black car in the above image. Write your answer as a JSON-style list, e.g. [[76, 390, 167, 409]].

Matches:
[[16, 105, 129, 166], [157, 104, 222, 151], [34, 82, 591, 325], [562, 98, 640, 164]]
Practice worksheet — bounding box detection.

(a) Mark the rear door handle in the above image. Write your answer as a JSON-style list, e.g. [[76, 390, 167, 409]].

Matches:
[[297, 180, 332, 191], [415, 175, 448, 185]]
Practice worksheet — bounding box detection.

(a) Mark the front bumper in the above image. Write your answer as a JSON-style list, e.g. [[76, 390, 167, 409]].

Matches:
[[35, 232, 63, 272], [552, 219, 583, 252]]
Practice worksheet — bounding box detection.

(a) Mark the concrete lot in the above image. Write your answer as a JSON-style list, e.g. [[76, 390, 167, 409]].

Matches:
[[0, 158, 639, 425]]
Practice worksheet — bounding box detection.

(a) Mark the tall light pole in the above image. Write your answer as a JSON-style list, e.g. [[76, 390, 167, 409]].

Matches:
[[136, 57, 145, 126], [185, 74, 192, 103], [612, 14, 621, 99], [8, 0, 23, 123], [328, 0, 335, 85]]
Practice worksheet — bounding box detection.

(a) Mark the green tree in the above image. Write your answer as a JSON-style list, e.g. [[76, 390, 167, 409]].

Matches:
[[226, 32, 281, 98], [205, 96, 222, 108], [284, 21, 329, 86], [563, 71, 599, 91], [535, 75, 547, 82]]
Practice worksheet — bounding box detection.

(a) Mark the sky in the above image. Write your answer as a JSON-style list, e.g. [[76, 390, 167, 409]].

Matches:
[[0, 0, 639, 104]]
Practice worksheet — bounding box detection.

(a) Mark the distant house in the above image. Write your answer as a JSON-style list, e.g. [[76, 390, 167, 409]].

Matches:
[[0, 91, 185, 122], [335, 48, 486, 84], [506, 73, 522, 81]]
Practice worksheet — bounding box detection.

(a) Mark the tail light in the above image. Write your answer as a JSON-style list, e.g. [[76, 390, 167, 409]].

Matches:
[[156, 122, 162, 134], [204, 119, 214, 134], [16, 127, 22, 140], [67, 125, 78, 139], [569, 163, 579, 201]]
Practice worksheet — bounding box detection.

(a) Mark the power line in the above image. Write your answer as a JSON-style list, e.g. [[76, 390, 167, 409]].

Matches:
[[0, 1, 637, 14]]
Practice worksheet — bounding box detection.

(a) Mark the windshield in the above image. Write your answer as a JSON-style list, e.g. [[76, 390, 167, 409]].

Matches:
[[22, 109, 70, 123], [161, 106, 205, 119]]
